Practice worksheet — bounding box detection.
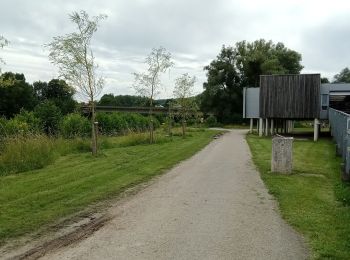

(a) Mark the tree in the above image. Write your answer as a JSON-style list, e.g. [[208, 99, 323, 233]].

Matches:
[[235, 40, 303, 87], [133, 47, 173, 143], [201, 46, 242, 123], [321, 77, 330, 83], [201, 40, 303, 123], [98, 94, 149, 107], [333, 67, 350, 83], [173, 73, 196, 137], [33, 79, 76, 114], [46, 10, 107, 155], [0, 72, 36, 118], [0, 35, 9, 73]]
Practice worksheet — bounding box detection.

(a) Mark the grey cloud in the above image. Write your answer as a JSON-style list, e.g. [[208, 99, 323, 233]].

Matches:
[[0, 0, 349, 98]]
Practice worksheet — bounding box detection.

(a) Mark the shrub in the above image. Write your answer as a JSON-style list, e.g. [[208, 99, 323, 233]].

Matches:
[[34, 101, 62, 135], [96, 112, 157, 136], [60, 113, 91, 138], [205, 115, 217, 127], [13, 109, 41, 133]]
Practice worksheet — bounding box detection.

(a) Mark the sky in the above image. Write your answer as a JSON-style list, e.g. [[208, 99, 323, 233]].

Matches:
[[0, 0, 350, 100]]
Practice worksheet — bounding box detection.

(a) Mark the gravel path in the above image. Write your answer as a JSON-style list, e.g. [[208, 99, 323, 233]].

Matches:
[[42, 130, 308, 260]]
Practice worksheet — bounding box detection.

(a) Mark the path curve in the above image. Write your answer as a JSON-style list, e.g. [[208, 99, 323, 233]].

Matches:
[[42, 130, 308, 260]]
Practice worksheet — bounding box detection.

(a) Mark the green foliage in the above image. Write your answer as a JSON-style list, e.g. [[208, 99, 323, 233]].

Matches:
[[96, 112, 153, 135], [0, 72, 36, 118], [0, 110, 41, 136], [98, 94, 150, 107], [333, 67, 350, 83], [34, 101, 62, 135], [321, 77, 330, 83], [33, 79, 76, 114], [205, 115, 217, 127], [200, 39, 303, 123], [60, 113, 91, 138]]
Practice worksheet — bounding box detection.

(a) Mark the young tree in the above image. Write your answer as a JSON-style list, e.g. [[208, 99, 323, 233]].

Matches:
[[133, 47, 173, 143], [173, 73, 196, 137], [46, 10, 106, 155], [0, 35, 9, 73]]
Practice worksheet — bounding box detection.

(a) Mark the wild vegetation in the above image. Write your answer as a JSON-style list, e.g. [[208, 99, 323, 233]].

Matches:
[[247, 134, 350, 259], [0, 128, 220, 245]]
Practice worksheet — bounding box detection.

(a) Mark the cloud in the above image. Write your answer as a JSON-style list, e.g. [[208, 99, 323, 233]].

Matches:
[[1, 0, 350, 98]]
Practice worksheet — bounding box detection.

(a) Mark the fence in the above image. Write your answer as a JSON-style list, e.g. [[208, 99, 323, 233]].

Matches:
[[329, 108, 350, 177]]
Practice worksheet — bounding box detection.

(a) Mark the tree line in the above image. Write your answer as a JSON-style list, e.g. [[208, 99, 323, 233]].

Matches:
[[1, 11, 350, 153]]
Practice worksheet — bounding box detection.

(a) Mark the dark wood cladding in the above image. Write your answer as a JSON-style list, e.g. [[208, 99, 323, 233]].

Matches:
[[259, 74, 320, 119]]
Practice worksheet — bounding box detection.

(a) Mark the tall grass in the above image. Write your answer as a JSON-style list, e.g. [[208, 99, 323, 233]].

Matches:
[[0, 130, 178, 176], [0, 134, 92, 176], [0, 135, 57, 175]]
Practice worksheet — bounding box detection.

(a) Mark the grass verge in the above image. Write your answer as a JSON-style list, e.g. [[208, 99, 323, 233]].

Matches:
[[0, 129, 219, 246], [246, 134, 350, 259]]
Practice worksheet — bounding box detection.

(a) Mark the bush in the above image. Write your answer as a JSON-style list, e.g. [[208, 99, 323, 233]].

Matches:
[[34, 101, 62, 135], [205, 115, 217, 127], [15, 110, 41, 133], [96, 112, 158, 136], [60, 113, 91, 138]]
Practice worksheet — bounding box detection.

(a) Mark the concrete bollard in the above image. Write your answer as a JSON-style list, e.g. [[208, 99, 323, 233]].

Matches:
[[271, 135, 293, 174]]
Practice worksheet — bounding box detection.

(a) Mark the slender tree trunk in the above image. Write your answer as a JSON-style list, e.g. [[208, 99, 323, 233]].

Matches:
[[182, 116, 186, 138], [167, 105, 172, 136], [91, 99, 98, 156], [149, 98, 154, 144]]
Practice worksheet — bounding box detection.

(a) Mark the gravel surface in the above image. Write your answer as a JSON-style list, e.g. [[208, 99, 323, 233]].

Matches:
[[42, 130, 309, 260]]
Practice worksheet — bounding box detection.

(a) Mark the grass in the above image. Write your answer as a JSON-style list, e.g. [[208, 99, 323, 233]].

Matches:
[[246, 134, 350, 259], [0, 129, 219, 246]]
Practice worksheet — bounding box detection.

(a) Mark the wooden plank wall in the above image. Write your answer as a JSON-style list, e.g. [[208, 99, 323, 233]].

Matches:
[[259, 74, 320, 119]]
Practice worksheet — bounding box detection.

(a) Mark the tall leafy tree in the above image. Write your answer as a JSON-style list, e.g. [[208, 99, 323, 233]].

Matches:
[[133, 47, 173, 143], [46, 10, 107, 155], [33, 79, 76, 114], [321, 77, 330, 83], [201, 39, 303, 123], [235, 40, 303, 87], [0, 72, 36, 118], [333, 67, 350, 83], [201, 46, 242, 123]]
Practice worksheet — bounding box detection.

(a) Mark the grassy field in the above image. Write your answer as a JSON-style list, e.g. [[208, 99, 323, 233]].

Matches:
[[246, 134, 350, 259], [0, 129, 219, 245]]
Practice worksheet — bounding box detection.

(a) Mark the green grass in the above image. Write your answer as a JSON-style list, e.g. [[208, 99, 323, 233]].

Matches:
[[0, 130, 219, 245], [246, 134, 350, 259]]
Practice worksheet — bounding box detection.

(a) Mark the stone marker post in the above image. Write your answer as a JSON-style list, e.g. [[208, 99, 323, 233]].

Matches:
[[271, 135, 293, 174]]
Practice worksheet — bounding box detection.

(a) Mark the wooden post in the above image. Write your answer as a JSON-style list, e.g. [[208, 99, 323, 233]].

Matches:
[[270, 119, 274, 135], [314, 118, 319, 141], [250, 118, 253, 133], [265, 118, 269, 136], [256, 119, 259, 132], [259, 118, 263, 137]]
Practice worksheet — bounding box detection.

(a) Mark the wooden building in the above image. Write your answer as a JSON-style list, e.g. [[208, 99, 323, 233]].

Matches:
[[243, 74, 350, 141], [259, 74, 320, 119]]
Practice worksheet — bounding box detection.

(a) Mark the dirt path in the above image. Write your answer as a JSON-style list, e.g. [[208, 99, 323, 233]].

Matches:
[[41, 130, 308, 260]]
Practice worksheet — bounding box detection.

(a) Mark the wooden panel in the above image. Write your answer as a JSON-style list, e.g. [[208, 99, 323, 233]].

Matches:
[[259, 74, 320, 119]]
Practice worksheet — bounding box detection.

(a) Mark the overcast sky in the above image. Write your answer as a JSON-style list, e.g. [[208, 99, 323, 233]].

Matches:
[[0, 0, 349, 100]]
